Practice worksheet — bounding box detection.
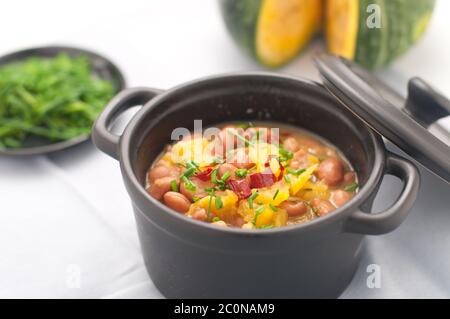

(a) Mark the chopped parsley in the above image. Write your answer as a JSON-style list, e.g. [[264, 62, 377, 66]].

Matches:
[[345, 182, 359, 192], [272, 189, 279, 200], [286, 168, 306, 176], [248, 191, 259, 209], [181, 175, 196, 191], [279, 148, 293, 162], [252, 205, 265, 225], [215, 196, 223, 209], [170, 180, 179, 192], [235, 169, 248, 178], [228, 128, 254, 147], [221, 171, 231, 182]]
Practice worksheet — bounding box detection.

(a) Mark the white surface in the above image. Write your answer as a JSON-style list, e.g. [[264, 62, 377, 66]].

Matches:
[[0, 0, 449, 299]]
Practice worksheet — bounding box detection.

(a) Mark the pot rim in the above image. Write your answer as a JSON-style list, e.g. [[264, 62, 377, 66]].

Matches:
[[120, 72, 386, 236]]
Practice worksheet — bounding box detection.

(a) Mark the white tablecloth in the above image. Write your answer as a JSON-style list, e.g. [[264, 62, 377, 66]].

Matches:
[[1, 0, 450, 299]]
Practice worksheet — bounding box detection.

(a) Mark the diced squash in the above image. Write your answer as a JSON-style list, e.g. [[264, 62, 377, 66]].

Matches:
[[255, 208, 275, 228], [289, 164, 318, 195], [255, 182, 290, 206], [269, 157, 281, 177], [190, 190, 239, 221]]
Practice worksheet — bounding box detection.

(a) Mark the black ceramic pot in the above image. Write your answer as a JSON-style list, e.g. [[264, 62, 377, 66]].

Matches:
[[92, 73, 420, 298]]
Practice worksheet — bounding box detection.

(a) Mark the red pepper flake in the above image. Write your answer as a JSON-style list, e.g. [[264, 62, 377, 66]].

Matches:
[[249, 170, 276, 189], [227, 179, 252, 199], [195, 167, 213, 181]]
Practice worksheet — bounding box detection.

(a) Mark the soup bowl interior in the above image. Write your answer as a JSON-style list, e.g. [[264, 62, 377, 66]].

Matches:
[[127, 74, 378, 196]]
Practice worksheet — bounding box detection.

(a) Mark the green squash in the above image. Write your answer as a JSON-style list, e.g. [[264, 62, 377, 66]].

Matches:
[[219, 0, 322, 67], [220, 0, 436, 69]]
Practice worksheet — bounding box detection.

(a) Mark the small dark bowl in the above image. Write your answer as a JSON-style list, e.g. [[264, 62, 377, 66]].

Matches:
[[0, 46, 126, 156], [92, 73, 420, 298]]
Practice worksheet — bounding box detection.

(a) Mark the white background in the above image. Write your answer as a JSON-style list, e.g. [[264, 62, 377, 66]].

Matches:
[[0, 0, 450, 298]]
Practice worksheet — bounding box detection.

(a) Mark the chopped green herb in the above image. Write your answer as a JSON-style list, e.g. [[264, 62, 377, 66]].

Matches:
[[284, 175, 291, 183], [272, 189, 279, 200], [170, 180, 179, 192], [228, 128, 254, 147], [221, 171, 231, 182], [345, 182, 360, 192], [192, 196, 200, 203], [0, 53, 115, 149], [279, 148, 294, 162], [182, 167, 196, 178], [181, 175, 196, 191], [212, 217, 220, 222], [212, 157, 225, 165], [205, 187, 217, 194], [248, 191, 259, 209], [286, 168, 306, 176], [211, 168, 227, 190], [215, 196, 223, 209], [211, 168, 219, 184], [185, 160, 199, 170], [253, 206, 265, 225], [235, 168, 248, 178], [269, 204, 278, 212]]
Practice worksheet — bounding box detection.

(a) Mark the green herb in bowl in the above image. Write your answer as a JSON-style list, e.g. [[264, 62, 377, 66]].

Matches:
[[0, 53, 115, 149]]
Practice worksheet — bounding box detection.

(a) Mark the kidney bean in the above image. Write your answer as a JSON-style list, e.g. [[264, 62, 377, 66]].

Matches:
[[289, 149, 309, 170], [311, 198, 336, 217], [331, 190, 353, 208], [317, 158, 344, 186], [163, 192, 191, 213], [282, 137, 300, 153], [297, 136, 326, 155], [280, 200, 308, 217], [192, 207, 208, 221], [148, 165, 180, 183], [180, 176, 212, 201], [344, 172, 356, 185], [232, 216, 245, 228], [147, 176, 173, 200]]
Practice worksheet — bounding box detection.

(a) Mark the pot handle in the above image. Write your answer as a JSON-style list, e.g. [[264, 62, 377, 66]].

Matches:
[[344, 152, 420, 235], [92, 87, 163, 160]]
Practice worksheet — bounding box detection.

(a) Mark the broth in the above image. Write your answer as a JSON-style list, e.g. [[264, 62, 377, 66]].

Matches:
[[145, 122, 358, 229]]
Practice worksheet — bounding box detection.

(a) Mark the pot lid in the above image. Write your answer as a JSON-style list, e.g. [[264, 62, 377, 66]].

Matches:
[[315, 54, 450, 184]]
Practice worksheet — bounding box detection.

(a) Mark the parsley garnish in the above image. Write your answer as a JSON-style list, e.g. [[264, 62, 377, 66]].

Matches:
[[248, 191, 259, 209], [221, 171, 231, 182], [170, 180, 179, 192], [286, 168, 306, 176], [345, 182, 359, 192], [228, 129, 254, 147], [215, 196, 223, 209], [181, 175, 196, 191], [272, 189, 279, 200], [235, 169, 248, 178], [279, 148, 293, 162], [252, 205, 265, 225]]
